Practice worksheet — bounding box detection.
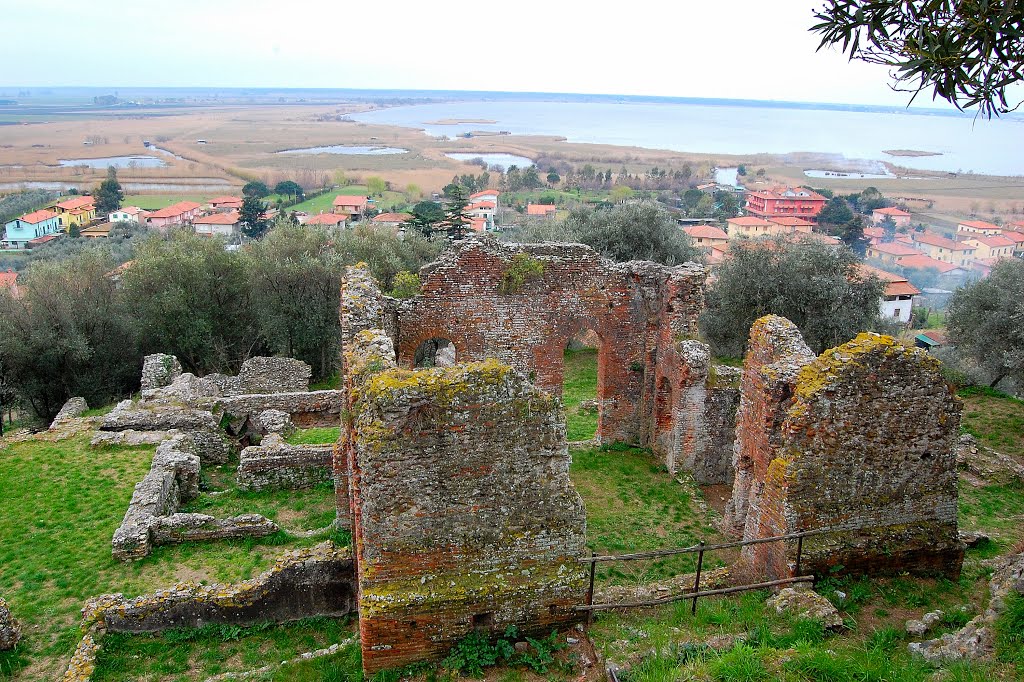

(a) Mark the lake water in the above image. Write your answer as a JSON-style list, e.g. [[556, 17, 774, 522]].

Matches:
[[352, 101, 1024, 176], [445, 152, 534, 169], [278, 145, 407, 155], [58, 155, 167, 168]]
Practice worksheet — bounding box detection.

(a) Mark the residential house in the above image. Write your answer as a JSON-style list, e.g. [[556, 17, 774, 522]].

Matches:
[[766, 216, 815, 234], [526, 204, 557, 218], [866, 241, 923, 264], [209, 196, 244, 211], [1000, 230, 1024, 257], [193, 211, 240, 237], [146, 201, 202, 230], [962, 234, 1015, 260], [910, 232, 976, 266], [858, 264, 920, 324], [467, 201, 497, 230], [0, 269, 19, 298], [304, 213, 349, 228], [54, 195, 97, 228], [863, 226, 885, 245], [3, 209, 63, 249], [871, 206, 912, 227], [80, 223, 113, 239], [683, 224, 729, 250], [893, 253, 965, 277], [956, 219, 1002, 236], [726, 216, 774, 239], [743, 187, 827, 222], [371, 213, 412, 230], [470, 189, 500, 205], [109, 206, 145, 224], [332, 195, 369, 221]]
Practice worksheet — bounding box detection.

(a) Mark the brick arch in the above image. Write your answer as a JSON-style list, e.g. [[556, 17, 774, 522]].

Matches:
[[397, 328, 465, 370]]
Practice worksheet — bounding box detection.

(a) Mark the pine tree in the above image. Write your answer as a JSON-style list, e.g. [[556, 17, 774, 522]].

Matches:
[[94, 166, 123, 214], [444, 185, 472, 240]]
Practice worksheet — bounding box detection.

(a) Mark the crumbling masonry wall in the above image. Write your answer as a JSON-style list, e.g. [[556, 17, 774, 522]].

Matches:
[[342, 325, 588, 674], [731, 317, 963, 580], [347, 238, 713, 475]]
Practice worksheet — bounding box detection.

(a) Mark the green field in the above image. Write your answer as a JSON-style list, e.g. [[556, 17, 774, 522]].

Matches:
[[563, 347, 599, 441]]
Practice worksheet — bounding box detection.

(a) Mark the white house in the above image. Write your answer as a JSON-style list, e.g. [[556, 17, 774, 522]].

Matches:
[[109, 206, 145, 224], [193, 211, 240, 237], [859, 264, 920, 324]]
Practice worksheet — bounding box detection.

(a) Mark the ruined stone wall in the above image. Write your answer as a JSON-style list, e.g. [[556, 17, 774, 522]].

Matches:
[[85, 542, 353, 632], [343, 328, 588, 674], [342, 238, 707, 468], [234, 357, 312, 395], [237, 438, 335, 492], [0, 598, 20, 651], [216, 390, 343, 428], [692, 368, 741, 485], [733, 318, 963, 580], [141, 353, 182, 391]]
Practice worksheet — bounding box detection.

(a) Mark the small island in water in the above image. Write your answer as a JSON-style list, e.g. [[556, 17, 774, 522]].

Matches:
[[883, 149, 943, 157], [424, 118, 499, 125]]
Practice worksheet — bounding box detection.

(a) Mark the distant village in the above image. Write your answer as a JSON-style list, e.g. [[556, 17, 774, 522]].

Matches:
[[3, 180, 1022, 338]]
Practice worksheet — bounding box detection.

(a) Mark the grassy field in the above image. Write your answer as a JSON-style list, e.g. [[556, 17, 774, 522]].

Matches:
[[0, 434, 348, 680], [960, 386, 1024, 459], [564, 348, 599, 441]]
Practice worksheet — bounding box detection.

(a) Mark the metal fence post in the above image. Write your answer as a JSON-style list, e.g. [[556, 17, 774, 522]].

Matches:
[[691, 541, 704, 615]]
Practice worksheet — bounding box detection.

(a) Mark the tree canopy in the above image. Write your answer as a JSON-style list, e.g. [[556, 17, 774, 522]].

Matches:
[[239, 196, 269, 239], [273, 180, 303, 200], [947, 258, 1024, 388], [242, 180, 270, 198], [94, 166, 123, 214], [700, 236, 886, 357], [811, 0, 1024, 116]]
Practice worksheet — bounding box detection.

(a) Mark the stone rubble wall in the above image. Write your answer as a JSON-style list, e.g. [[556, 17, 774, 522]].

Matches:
[[733, 318, 963, 580], [234, 357, 312, 395], [237, 437, 335, 492], [216, 390, 343, 428], [0, 597, 20, 651], [50, 397, 89, 429], [60, 633, 100, 682], [150, 513, 279, 545], [696, 369, 741, 485], [85, 542, 354, 633], [111, 435, 275, 561], [140, 353, 182, 391], [343, 327, 588, 674]]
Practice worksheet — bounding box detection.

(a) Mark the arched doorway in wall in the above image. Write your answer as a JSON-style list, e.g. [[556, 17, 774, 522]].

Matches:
[[414, 338, 456, 368], [563, 328, 602, 442]]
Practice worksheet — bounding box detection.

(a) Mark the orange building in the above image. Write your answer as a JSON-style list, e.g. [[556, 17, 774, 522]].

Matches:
[[743, 187, 827, 222]]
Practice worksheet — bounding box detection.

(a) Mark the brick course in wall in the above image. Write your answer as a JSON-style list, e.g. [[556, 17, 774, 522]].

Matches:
[[341, 328, 587, 674]]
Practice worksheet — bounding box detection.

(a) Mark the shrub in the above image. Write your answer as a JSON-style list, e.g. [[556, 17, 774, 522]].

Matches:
[[498, 253, 545, 293], [389, 271, 421, 299]]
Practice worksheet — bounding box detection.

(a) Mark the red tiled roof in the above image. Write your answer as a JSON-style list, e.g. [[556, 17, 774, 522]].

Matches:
[[18, 209, 59, 224], [333, 195, 368, 208], [470, 217, 487, 232], [470, 190, 500, 199], [56, 195, 94, 211], [193, 211, 239, 225], [870, 242, 922, 257], [209, 196, 242, 205], [895, 254, 959, 273], [745, 187, 827, 202], [912, 232, 971, 251], [873, 207, 911, 217], [966, 234, 1015, 248], [1001, 231, 1024, 244], [526, 204, 557, 216], [305, 213, 348, 225], [683, 225, 729, 240], [27, 234, 61, 246], [117, 206, 143, 215], [468, 201, 496, 210], [728, 216, 773, 226], [147, 201, 201, 219], [768, 217, 814, 227], [372, 213, 412, 223], [958, 219, 1000, 231]]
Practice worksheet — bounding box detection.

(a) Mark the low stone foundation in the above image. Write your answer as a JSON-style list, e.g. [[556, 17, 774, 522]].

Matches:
[[60, 633, 100, 682], [150, 513, 279, 545], [217, 390, 343, 428], [237, 437, 335, 492], [86, 542, 354, 632], [112, 436, 276, 561]]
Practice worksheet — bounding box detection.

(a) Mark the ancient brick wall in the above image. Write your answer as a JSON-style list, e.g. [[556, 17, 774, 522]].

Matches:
[[343, 328, 587, 674], [343, 238, 710, 471], [733, 318, 963, 580]]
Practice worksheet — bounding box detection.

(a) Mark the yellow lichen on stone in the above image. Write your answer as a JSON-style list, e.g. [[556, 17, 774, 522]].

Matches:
[[363, 358, 512, 404], [794, 332, 901, 401]]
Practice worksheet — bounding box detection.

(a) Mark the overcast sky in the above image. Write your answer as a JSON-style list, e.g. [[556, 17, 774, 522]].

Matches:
[[0, 0, 959, 108]]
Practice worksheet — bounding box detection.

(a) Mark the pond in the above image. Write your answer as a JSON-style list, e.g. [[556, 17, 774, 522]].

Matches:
[[144, 144, 186, 161], [58, 155, 168, 168], [445, 152, 534, 169], [278, 145, 408, 155]]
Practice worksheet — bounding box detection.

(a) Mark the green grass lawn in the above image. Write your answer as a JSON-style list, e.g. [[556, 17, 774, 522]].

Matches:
[[563, 348, 598, 441], [0, 434, 349, 680], [960, 386, 1024, 459], [286, 427, 340, 445]]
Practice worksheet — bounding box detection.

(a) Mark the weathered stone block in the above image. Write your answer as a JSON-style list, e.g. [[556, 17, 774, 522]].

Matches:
[[237, 440, 334, 491], [50, 397, 89, 428], [141, 353, 182, 391], [150, 513, 279, 545], [236, 357, 312, 395], [257, 409, 295, 437], [216, 390, 343, 428], [0, 598, 20, 651]]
